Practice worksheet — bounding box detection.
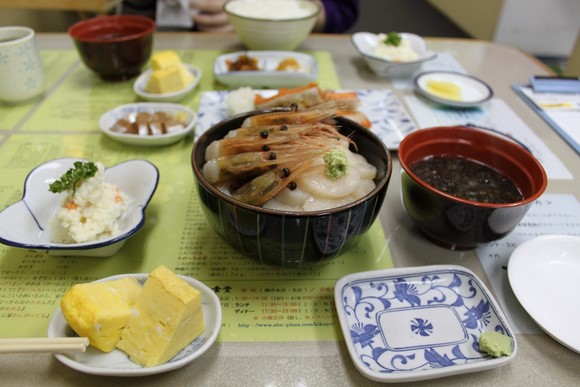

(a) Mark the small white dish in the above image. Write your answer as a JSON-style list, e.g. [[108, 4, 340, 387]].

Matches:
[[99, 102, 197, 146], [335, 265, 516, 383], [133, 64, 201, 102], [214, 51, 318, 88], [48, 272, 222, 376], [351, 32, 436, 77], [0, 158, 159, 257], [508, 234, 580, 354], [414, 71, 493, 107]]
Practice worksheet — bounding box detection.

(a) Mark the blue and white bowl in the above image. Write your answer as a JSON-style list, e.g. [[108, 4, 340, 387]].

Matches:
[[0, 158, 159, 257]]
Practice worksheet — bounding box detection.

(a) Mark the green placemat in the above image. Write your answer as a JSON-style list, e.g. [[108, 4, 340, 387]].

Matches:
[[0, 50, 392, 343]]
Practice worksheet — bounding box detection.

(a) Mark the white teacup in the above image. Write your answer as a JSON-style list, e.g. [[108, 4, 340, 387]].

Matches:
[[0, 26, 45, 104]]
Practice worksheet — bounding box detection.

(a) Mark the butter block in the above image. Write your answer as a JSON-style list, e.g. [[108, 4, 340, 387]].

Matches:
[[479, 331, 513, 357], [426, 79, 462, 101], [151, 50, 182, 71], [117, 265, 205, 367], [60, 277, 142, 352]]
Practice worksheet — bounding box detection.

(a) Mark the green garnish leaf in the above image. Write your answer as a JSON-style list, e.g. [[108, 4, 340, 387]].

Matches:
[[48, 161, 98, 196], [384, 31, 402, 47]]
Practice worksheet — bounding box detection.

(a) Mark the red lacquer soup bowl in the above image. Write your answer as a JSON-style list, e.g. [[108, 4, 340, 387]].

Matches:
[[398, 126, 547, 249], [68, 15, 155, 81]]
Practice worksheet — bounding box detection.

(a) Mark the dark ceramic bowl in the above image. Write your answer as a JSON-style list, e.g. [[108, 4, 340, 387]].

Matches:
[[68, 15, 155, 81], [192, 110, 392, 267], [398, 126, 547, 249]]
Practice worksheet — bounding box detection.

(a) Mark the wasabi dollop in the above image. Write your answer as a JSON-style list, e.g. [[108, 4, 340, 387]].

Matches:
[[479, 331, 513, 357], [323, 148, 349, 180]]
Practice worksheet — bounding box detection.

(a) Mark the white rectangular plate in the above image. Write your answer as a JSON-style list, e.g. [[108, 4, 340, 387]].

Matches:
[[214, 51, 317, 89]]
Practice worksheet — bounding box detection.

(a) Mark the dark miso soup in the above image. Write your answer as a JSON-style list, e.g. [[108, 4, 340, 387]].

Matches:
[[410, 155, 524, 203]]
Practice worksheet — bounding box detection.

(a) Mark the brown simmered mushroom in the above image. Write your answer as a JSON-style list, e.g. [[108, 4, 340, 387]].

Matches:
[[110, 111, 187, 136]]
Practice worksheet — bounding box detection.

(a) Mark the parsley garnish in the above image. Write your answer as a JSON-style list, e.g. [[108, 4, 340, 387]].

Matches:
[[48, 161, 98, 196], [384, 31, 402, 47]]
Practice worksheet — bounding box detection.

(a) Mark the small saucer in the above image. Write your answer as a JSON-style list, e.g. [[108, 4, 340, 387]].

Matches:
[[133, 64, 201, 102], [48, 273, 222, 376], [414, 71, 493, 107], [335, 265, 516, 383], [99, 102, 197, 146]]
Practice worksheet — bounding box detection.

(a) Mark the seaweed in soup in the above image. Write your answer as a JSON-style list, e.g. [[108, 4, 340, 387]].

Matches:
[[410, 156, 523, 203]]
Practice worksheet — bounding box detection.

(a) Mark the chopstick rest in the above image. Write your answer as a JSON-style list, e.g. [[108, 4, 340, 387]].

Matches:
[[0, 337, 89, 354]]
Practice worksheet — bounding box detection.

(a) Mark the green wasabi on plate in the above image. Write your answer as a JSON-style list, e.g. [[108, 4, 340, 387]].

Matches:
[[479, 331, 513, 357]]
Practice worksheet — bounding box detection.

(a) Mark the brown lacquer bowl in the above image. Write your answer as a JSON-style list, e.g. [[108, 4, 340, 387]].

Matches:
[[398, 126, 547, 250], [191, 110, 392, 267], [68, 15, 155, 81]]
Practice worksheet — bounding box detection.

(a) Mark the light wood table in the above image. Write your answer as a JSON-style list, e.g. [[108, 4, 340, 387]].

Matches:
[[0, 32, 578, 386]]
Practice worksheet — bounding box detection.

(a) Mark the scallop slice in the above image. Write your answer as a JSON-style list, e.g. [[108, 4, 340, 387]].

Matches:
[[353, 179, 376, 198], [349, 152, 377, 180], [202, 159, 220, 183], [205, 141, 220, 161], [273, 186, 311, 208], [297, 165, 360, 199], [302, 195, 356, 212], [263, 197, 302, 212]]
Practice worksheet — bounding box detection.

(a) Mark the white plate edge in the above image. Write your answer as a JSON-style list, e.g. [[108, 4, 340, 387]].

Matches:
[[48, 272, 222, 376]]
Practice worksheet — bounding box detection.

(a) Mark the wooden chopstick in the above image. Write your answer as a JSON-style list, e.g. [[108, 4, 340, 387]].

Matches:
[[0, 337, 89, 354]]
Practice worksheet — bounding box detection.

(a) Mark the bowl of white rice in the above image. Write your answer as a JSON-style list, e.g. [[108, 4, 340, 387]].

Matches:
[[0, 158, 159, 257], [224, 0, 321, 51]]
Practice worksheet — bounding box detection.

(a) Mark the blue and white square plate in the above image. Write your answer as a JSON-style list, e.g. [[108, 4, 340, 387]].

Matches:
[[334, 265, 516, 383]]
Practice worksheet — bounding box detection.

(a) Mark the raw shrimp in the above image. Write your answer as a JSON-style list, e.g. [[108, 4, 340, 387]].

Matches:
[[325, 91, 361, 111], [231, 154, 324, 206], [336, 110, 372, 128], [241, 102, 337, 127], [202, 104, 371, 208], [205, 122, 348, 159], [203, 149, 322, 184], [254, 83, 325, 109]]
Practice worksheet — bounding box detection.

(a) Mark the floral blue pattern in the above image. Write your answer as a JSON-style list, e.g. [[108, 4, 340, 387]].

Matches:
[[195, 89, 416, 150], [335, 266, 515, 381]]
